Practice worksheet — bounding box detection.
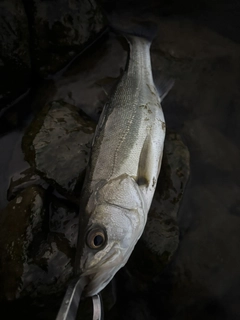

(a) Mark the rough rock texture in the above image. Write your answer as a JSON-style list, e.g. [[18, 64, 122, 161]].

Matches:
[[0, 0, 105, 111], [0, 186, 78, 300], [0, 186, 46, 300], [7, 167, 48, 201], [0, 0, 31, 110], [126, 132, 190, 280], [30, 32, 126, 123], [142, 133, 190, 260], [19, 197, 77, 299], [24, 0, 105, 77], [22, 100, 96, 193], [49, 197, 78, 249], [1, 0, 240, 318], [0, 130, 189, 303]]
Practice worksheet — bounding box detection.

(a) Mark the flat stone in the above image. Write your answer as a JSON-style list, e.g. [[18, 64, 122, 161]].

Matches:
[[7, 167, 48, 201], [0, 186, 78, 300], [0, 186, 46, 300], [22, 100, 96, 193]]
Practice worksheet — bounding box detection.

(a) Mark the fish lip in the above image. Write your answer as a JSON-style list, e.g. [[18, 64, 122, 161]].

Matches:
[[80, 246, 123, 296], [80, 240, 140, 296], [80, 263, 115, 297], [82, 270, 114, 297]]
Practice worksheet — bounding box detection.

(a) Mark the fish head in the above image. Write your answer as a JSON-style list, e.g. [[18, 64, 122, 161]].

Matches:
[[78, 175, 146, 296]]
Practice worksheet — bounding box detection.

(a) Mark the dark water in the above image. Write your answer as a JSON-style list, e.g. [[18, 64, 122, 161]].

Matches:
[[1, 1, 240, 319]]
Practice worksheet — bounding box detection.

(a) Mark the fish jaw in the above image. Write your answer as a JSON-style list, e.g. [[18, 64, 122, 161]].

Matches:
[[78, 182, 146, 296], [80, 239, 140, 296], [84, 271, 114, 297], [80, 246, 123, 296]]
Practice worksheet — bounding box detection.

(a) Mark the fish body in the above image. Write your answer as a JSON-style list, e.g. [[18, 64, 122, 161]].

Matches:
[[77, 29, 167, 296]]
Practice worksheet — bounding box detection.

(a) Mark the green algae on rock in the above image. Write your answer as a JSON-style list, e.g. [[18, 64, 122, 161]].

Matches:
[[22, 100, 96, 194], [0, 187, 78, 300], [0, 186, 46, 300], [7, 167, 49, 201]]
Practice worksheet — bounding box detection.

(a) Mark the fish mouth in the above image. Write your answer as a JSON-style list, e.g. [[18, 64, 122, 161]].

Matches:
[[82, 269, 115, 297], [80, 244, 124, 296], [80, 242, 137, 296]]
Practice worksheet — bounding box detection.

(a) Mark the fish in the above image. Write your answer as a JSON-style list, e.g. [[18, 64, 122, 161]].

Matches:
[[76, 24, 172, 297]]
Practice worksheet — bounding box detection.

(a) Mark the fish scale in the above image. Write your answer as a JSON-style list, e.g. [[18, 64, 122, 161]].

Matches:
[[89, 38, 155, 184]]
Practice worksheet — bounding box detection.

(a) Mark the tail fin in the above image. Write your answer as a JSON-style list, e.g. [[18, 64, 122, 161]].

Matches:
[[110, 21, 158, 43]]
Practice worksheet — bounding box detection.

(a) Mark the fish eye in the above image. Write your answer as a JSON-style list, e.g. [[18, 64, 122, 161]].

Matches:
[[87, 228, 106, 249]]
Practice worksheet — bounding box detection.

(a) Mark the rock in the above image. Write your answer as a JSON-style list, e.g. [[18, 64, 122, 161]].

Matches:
[[24, 0, 105, 77], [126, 132, 190, 281], [0, 130, 189, 310], [143, 132, 190, 255], [0, 0, 31, 110], [49, 197, 79, 249], [7, 167, 49, 201], [31, 32, 127, 123], [0, 186, 46, 300], [22, 100, 96, 194], [0, 186, 78, 301]]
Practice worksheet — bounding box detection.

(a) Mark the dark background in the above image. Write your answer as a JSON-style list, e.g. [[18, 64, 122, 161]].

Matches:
[[1, 0, 240, 319]]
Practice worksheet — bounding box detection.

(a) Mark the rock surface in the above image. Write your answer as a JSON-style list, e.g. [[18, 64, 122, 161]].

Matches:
[[0, 0, 105, 111], [0, 0, 31, 110], [0, 186, 46, 300], [0, 129, 189, 302], [7, 167, 48, 201], [25, 0, 105, 77], [1, 0, 240, 318], [142, 133, 190, 260], [126, 132, 190, 281], [22, 100, 96, 194], [0, 186, 78, 300]]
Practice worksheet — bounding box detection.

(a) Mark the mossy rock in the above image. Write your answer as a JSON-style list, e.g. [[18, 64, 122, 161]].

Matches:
[[22, 100, 96, 194]]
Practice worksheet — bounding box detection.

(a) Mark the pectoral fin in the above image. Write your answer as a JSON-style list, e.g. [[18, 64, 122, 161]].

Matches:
[[137, 135, 155, 188]]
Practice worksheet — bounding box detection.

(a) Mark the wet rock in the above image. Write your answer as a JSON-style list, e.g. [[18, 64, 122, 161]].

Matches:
[[144, 132, 190, 249], [127, 132, 190, 280], [32, 32, 126, 123], [49, 197, 78, 248], [0, 130, 189, 309], [7, 167, 49, 201], [22, 100, 96, 194], [0, 186, 46, 300], [0, 0, 31, 110], [0, 186, 78, 301], [22, 195, 78, 299], [24, 0, 105, 77]]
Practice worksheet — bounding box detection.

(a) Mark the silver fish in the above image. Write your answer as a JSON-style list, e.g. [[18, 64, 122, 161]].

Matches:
[[76, 28, 171, 296]]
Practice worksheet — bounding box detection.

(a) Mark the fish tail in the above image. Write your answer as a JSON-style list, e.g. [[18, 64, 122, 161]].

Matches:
[[111, 21, 158, 44]]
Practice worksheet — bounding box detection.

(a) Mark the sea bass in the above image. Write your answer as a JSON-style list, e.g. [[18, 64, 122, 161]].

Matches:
[[76, 27, 171, 296]]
